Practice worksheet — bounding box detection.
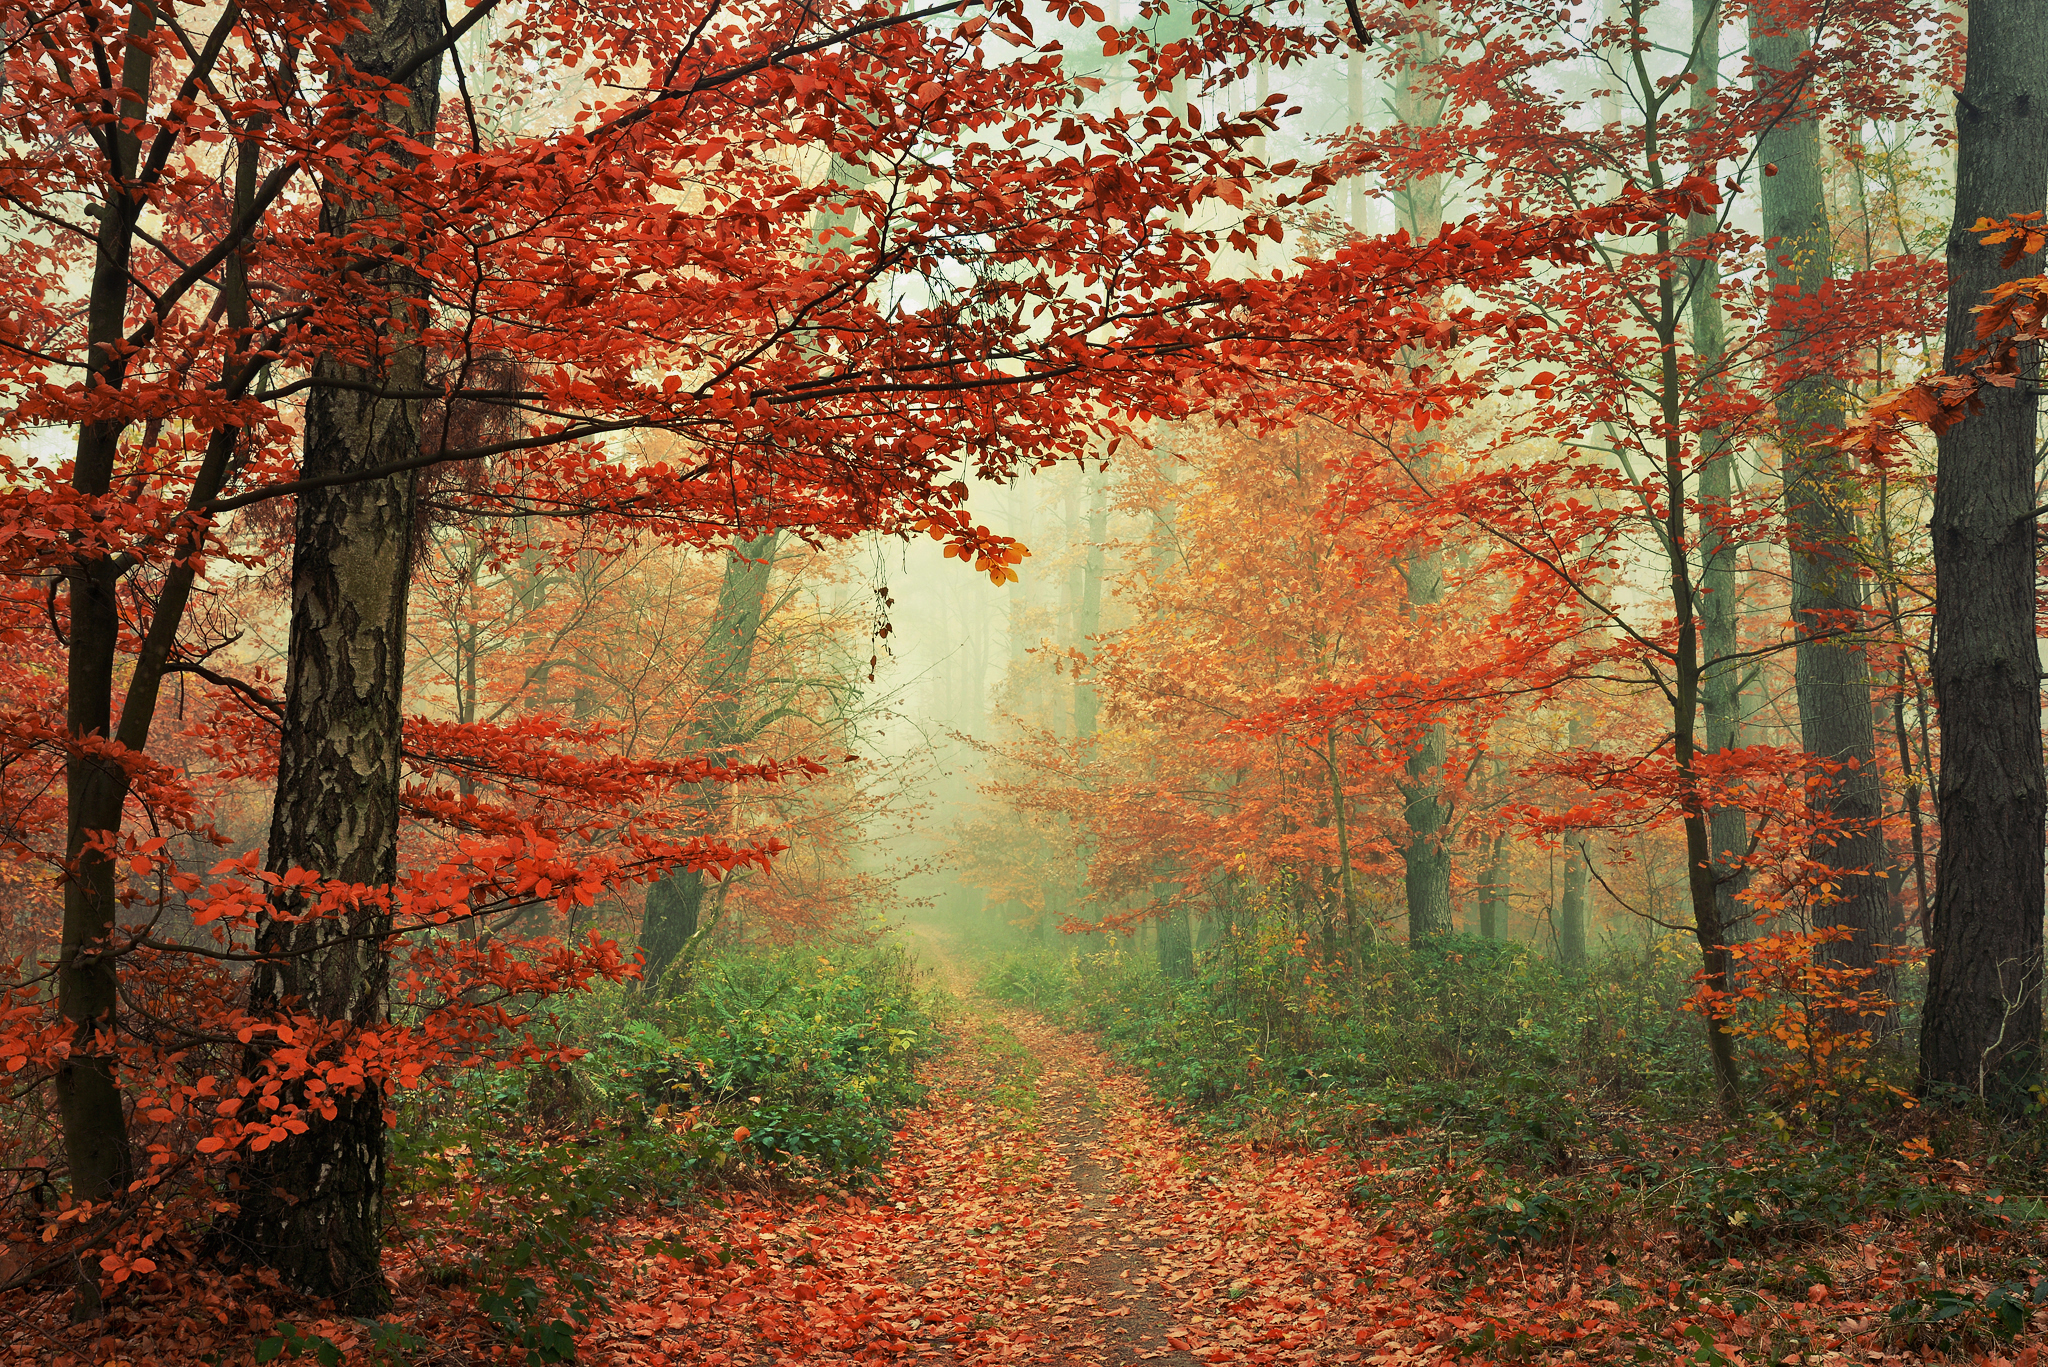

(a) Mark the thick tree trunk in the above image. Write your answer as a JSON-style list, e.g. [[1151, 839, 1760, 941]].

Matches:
[[1400, 740, 1453, 940], [640, 530, 780, 993], [640, 874, 712, 985], [227, 377, 422, 1307], [1922, 0, 2048, 1111], [1751, 11, 1894, 998], [223, 0, 442, 1310]]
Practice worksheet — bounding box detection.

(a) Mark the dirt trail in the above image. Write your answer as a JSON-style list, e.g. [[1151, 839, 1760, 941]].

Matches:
[[890, 923, 1315, 1366], [967, 1006, 1200, 1367], [890, 922, 1194, 1363], [594, 930, 1426, 1366]]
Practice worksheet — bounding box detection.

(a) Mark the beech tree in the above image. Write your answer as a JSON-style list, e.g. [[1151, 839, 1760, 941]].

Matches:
[[1749, 0, 1894, 1006], [1384, 3, 1457, 943], [982, 419, 1494, 947], [639, 531, 784, 992]]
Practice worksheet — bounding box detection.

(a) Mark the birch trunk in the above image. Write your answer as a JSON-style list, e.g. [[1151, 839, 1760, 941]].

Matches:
[[225, 0, 443, 1308]]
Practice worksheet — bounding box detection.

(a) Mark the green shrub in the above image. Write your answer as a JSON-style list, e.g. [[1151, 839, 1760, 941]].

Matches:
[[400, 942, 940, 1189], [1888, 1272, 2047, 1352], [1032, 907, 1706, 1159], [978, 948, 1077, 1013], [1436, 1180, 1590, 1258], [389, 941, 940, 1360]]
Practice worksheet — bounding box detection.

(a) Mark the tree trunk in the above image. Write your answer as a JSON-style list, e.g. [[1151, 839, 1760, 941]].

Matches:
[[1478, 831, 1510, 941], [1557, 834, 1589, 968], [223, 0, 442, 1310], [1073, 473, 1110, 738], [1391, 5, 1455, 942], [1750, 9, 1894, 1000], [1157, 901, 1194, 980], [53, 14, 161, 1290], [640, 530, 781, 992], [50, 3, 281, 1317], [1690, 0, 1751, 951], [1921, 0, 2048, 1111], [1621, 19, 1744, 1110], [1326, 730, 1368, 944]]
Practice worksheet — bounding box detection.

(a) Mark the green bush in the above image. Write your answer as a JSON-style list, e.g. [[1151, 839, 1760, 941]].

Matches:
[[1436, 1179, 1590, 1258], [1888, 1272, 2047, 1351], [619, 943, 938, 1176], [978, 948, 1077, 1013], [401, 941, 940, 1187], [388, 941, 939, 1361], [981, 887, 2048, 1282], [1039, 906, 1706, 1159]]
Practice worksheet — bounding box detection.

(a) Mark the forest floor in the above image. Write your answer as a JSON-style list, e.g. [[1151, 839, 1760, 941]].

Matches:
[[11, 926, 2042, 1364], [583, 924, 1417, 1366], [566, 926, 2042, 1367]]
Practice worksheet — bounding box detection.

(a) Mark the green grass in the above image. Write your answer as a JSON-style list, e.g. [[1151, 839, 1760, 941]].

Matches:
[[1047, 927, 1707, 1157], [957, 1012, 1043, 1122], [976, 947, 1077, 1016]]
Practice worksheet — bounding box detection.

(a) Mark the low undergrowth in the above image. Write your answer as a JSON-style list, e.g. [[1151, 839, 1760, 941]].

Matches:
[[407, 939, 940, 1182], [379, 941, 942, 1362], [980, 918, 2048, 1359]]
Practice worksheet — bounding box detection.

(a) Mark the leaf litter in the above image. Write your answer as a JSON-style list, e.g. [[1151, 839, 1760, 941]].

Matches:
[[11, 964, 2045, 1364]]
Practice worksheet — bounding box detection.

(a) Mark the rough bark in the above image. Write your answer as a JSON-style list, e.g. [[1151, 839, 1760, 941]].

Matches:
[[1921, 0, 2048, 1111], [1750, 8, 1894, 997], [639, 530, 781, 993], [222, 0, 443, 1310]]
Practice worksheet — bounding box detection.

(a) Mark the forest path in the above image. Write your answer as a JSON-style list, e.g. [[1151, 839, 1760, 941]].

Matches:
[[597, 928, 1432, 1366], [899, 924, 1203, 1366]]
